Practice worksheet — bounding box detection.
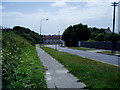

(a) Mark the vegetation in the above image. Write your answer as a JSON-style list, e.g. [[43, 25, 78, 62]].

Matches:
[[0, 46, 1, 89], [2, 29, 46, 89], [0, 29, 2, 65], [42, 47, 120, 89], [62, 23, 91, 47], [94, 33, 120, 41], [3, 26, 42, 44], [98, 51, 120, 55], [62, 23, 120, 46], [89, 27, 110, 40]]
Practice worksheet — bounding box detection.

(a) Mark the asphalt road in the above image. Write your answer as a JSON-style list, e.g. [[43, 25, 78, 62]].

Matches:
[[45, 45, 119, 66]]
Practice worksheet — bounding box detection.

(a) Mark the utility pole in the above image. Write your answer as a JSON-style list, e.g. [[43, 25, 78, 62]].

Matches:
[[55, 31, 60, 50], [111, 2, 118, 54], [58, 31, 60, 45], [55, 34, 57, 50]]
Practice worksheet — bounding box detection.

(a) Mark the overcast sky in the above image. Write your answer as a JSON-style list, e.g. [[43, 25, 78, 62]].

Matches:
[[1, 0, 119, 35]]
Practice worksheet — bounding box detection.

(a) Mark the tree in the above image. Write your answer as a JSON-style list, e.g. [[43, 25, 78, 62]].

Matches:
[[62, 23, 91, 46], [104, 33, 120, 41], [94, 33, 120, 41], [94, 33, 105, 41]]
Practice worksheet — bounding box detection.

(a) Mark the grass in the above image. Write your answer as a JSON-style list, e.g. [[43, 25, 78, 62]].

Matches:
[[2, 31, 47, 89], [98, 51, 120, 55], [42, 47, 120, 89]]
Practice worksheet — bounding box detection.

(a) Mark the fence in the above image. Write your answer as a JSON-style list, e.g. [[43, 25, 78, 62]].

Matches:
[[81, 41, 120, 51]]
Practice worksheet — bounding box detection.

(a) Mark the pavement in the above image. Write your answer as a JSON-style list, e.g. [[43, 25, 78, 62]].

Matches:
[[45, 45, 120, 66], [36, 45, 86, 88]]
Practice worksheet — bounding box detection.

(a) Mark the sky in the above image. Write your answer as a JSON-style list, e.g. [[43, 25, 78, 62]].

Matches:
[[0, 0, 119, 35]]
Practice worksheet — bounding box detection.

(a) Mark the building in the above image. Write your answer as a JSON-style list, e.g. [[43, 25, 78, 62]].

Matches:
[[104, 27, 112, 33], [43, 35, 62, 44], [118, 1, 120, 34]]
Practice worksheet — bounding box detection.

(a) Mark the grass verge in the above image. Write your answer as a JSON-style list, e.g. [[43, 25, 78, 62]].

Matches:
[[98, 51, 120, 55], [2, 31, 47, 89], [42, 47, 120, 89]]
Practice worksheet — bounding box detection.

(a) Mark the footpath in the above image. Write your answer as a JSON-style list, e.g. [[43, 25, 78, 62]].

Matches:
[[36, 45, 86, 88]]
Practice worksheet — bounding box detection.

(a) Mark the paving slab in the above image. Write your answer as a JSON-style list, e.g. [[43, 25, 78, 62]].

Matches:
[[36, 45, 86, 88]]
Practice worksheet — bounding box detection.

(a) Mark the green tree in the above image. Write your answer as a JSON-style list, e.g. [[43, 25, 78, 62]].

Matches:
[[62, 23, 91, 46], [94, 33, 120, 41], [104, 33, 120, 41], [94, 33, 105, 41]]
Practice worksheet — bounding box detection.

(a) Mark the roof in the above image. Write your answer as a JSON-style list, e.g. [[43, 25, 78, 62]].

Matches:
[[44, 35, 61, 39]]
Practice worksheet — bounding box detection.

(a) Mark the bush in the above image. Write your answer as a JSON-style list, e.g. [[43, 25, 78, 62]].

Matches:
[[94, 33, 120, 41], [87, 39, 95, 42], [94, 33, 105, 41], [2, 31, 46, 89]]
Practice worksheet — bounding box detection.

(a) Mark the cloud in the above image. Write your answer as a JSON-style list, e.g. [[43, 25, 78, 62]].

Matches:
[[1, 0, 119, 2], [54, 2, 112, 22], [0, 5, 4, 25], [2, 1, 118, 34], [51, 1, 67, 7], [3, 12, 23, 17], [0, 5, 4, 10]]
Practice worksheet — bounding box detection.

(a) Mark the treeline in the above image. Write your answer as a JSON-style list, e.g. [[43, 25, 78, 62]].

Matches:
[[3, 26, 41, 45], [62, 23, 120, 47]]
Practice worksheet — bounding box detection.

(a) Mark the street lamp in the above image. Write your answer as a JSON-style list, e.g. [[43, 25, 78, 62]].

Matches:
[[40, 19, 48, 47]]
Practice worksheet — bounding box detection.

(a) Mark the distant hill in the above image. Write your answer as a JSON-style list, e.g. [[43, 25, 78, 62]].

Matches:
[[3, 26, 41, 45]]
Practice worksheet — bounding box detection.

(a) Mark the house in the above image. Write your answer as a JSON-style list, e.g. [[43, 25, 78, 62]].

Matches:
[[104, 27, 112, 33], [43, 35, 62, 44]]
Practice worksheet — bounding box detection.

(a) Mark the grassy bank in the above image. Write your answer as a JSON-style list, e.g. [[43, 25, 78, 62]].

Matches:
[[2, 31, 46, 89], [42, 47, 120, 89]]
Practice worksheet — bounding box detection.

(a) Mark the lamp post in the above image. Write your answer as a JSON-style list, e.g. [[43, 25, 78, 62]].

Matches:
[[40, 19, 48, 48], [55, 31, 60, 50]]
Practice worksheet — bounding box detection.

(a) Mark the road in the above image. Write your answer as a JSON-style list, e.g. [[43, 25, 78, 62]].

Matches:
[[36, 45, 86, 88], [45, 45, 119, 66]]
